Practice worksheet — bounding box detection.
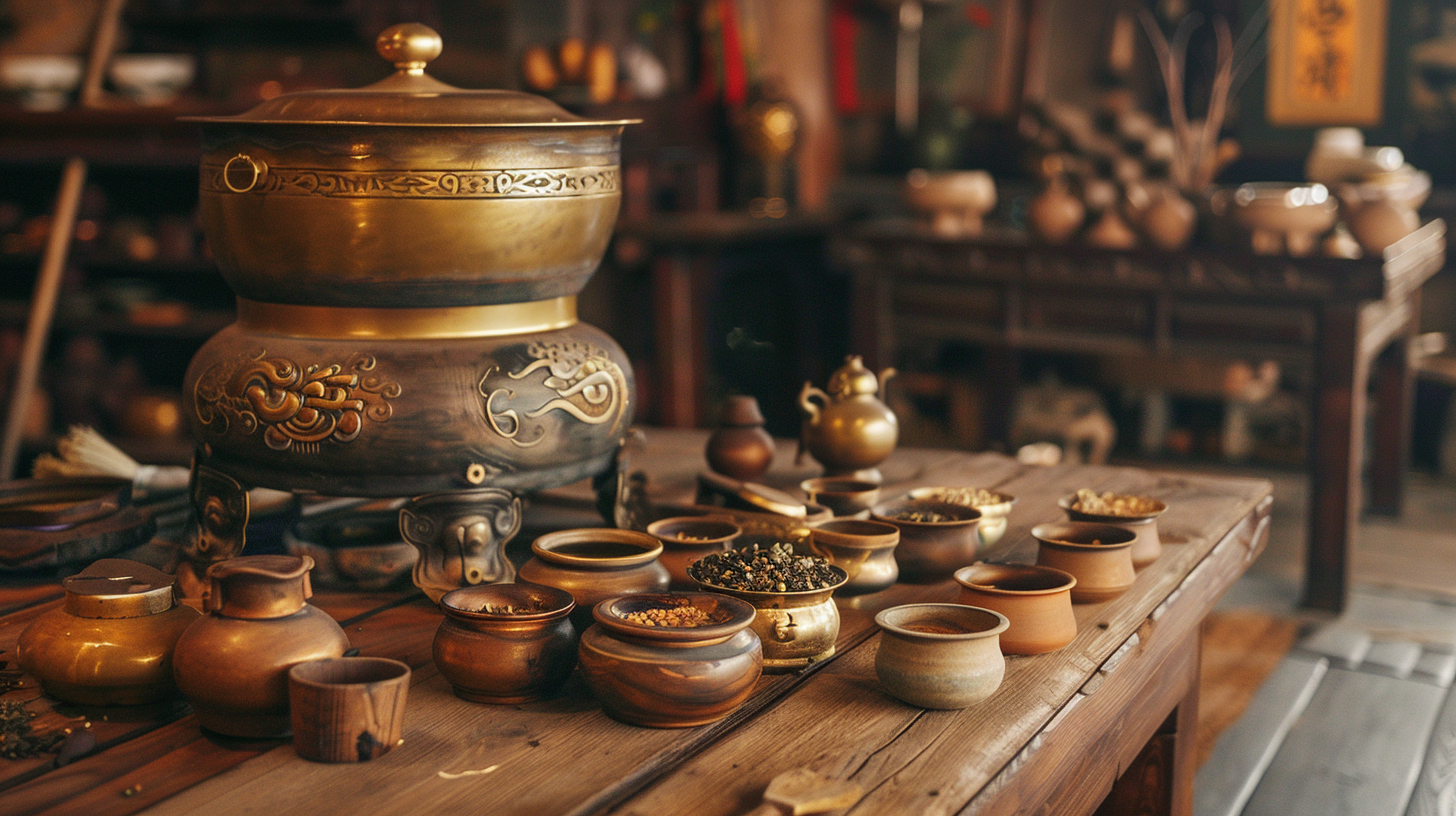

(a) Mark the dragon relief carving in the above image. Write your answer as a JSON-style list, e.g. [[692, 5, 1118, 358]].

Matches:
[[194, 351, 401, 453], [481, 340, 627, 448]]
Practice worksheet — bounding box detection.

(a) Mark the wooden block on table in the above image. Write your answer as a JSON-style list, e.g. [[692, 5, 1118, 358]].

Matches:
[[1297, 623, 1372, 668], [1194, 652, 1328, 816], [1360, 639, 1425, 679], [1242, 667, 1447, 816]]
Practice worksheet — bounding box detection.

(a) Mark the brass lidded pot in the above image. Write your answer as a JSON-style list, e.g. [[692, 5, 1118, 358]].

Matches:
[[178, 24, 641, 597], [17, 559, 200, 705], [172, 554, 350, 737]]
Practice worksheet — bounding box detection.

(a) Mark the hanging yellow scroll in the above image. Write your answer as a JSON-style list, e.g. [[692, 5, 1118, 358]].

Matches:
[[1267, 0, 1388, 126]]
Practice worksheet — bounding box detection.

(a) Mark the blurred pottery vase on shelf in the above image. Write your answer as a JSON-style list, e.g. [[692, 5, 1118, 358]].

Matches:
[[874, 604, 1008, 709], [903, 169, 997, 237], [1140, 190, 1197, 251], [172, 555, 350, 737], [1028, 177, 1085, 244], [18, 559, 200, 705], [954, 563, 1077, 655], [1212, 183, 1338, 256], [1085, 209, 1139, 250], [705, 395, 775, 481], [798, 356, 898, 480]]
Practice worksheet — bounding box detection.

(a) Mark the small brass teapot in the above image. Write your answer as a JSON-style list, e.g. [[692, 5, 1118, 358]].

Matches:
[[798, 356, 898, 480]]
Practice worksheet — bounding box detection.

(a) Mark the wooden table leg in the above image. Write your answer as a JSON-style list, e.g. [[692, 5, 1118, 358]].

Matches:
[[1304, 303, 1365, 613], [651, 253, 705, 428], [1095, 626, 1200, 816], [1367, 309, 1417, 516]]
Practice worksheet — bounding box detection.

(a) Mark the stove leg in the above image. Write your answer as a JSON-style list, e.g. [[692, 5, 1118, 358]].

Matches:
[[178, 462, 251, 599], [594, 428, 652, 530], [400, 488, 521, 603]]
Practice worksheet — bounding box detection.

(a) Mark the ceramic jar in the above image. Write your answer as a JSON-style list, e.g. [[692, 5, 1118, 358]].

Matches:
[[798, 356, 898, 479], [800, 477, 880, 518], [1032, 522, 1137, 603], [870, 498, 982, 583], [953, 563, 1077, 655], [705, 395, 775, 481], [517, 528, 670, 631], [807, 519, 899, 596], [645, 516, 741, 590], [578, 593, 761, 728], [1059, 494, 1167, 569], [1140, 190, 1197, 251], [1028, 177, 1085, 244], [173, 554, 350, 737], [434, 583, 577, 703], [17, 559, 200, 705], [874, 603, 1008, 709], [1212, 182, 1338, 256], [689, 564, 848, 672], [903, 169, 997, 237]]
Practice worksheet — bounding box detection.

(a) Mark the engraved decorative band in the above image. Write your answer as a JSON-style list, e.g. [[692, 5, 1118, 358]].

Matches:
[[202, 162, 619, 199], [237, 296, 578, 339]]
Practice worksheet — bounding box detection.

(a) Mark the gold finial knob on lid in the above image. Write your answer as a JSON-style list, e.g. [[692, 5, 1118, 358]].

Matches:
[[377, 23, 443, 76]]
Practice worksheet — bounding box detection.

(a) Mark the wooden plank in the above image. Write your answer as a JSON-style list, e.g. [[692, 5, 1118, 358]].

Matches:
[[1361, 640, 1424, 679], [1243, 668, 1447, 816], [1193, 652, 1328, 816], [1195, 610, 1303, 769], [1405, 684, 1456, 816], [1412, 648, 1456, 689], [1298, 624, 1372, 668]]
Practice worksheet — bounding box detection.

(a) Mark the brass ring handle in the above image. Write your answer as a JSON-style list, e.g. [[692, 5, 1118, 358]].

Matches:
[[223, 154, 266, 193], [771, 614, 798, 643]]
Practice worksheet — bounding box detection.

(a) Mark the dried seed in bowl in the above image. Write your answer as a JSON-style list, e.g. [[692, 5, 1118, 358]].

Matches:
[[622, 605, 712, 627], [919, 487, 1006, 507], [892, 510, 955, 523], [692, 542, 839, 592], [1073, 489, 1160, 517]]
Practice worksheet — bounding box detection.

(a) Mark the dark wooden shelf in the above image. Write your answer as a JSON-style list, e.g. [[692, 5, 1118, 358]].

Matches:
[[0, 99, 248, 167], [0, 299, 233, 339]]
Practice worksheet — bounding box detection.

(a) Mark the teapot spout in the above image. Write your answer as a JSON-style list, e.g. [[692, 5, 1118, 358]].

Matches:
[[877, 367, 897, 402]]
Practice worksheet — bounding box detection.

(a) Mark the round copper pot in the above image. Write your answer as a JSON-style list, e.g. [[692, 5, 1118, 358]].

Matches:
[[434, 583, 577, 704], [184, 26, 633, 309], [184, 318, 633, 497], [870, 498, 982, 583], [517, 528, 670, 632], [645, 515, 741, 591]]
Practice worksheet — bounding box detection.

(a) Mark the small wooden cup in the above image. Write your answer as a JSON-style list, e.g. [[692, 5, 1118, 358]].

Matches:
[[288, 657, 410, 763]]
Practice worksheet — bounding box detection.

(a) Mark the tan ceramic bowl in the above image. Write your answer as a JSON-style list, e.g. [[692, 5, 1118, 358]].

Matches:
[[954, 563, 1077, 655], [874, 603, 1008, 709], [1058, 493, 1167, 569], [1032, 522, 1137, 603], [808, 518, 900, 596]]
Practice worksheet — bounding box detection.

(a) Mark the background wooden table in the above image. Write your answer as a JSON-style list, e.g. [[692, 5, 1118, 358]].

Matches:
[[0, 429, 1269, 815], [837, 222, 1444, 613]]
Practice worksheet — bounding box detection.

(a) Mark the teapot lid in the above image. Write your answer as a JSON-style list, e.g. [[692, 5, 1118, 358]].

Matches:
[[63, 558, 177, 619], [182, 23, 638, 129], [829, 356, 881, 397]]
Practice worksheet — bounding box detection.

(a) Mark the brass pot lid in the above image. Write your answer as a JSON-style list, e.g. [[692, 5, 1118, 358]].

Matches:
[[63, 558, 177, 619], [182, 23, 638, 129]]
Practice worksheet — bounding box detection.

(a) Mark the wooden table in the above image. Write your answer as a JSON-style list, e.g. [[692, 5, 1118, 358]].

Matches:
[[0, 429, 1269, 815], [837, 221, 1444, 613]]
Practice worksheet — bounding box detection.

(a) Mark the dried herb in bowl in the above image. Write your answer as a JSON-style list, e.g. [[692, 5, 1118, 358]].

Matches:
[[692, 542, 840, 592], [1072, 489, 1162, 517]]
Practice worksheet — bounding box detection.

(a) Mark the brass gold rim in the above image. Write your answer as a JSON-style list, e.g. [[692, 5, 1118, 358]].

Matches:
[[236, 296, 579, 339]]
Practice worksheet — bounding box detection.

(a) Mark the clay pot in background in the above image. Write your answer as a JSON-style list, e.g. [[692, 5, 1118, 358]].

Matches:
[[1139, 190, 1197, 251], [646, 515, 741, 590], [705, 395, 775, 481], [1028, 178, 1085, 244]]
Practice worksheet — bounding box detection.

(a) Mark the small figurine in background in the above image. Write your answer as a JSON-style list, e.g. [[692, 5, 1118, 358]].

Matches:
[[798, 356, 898, 482]]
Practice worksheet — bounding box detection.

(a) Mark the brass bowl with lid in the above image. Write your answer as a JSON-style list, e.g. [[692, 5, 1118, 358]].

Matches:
[[177, 25, 641, 598]]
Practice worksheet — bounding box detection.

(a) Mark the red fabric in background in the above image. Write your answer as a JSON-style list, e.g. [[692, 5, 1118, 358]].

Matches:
[[831, 0, 860, 114]]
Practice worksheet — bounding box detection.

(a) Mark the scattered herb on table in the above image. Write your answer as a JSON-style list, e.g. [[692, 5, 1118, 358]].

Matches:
[[692, 542, 839, 592], [0, 701, 66, 760]]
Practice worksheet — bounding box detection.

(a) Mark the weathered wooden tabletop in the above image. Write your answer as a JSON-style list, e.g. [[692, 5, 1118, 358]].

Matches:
[[0, 429, 1270, 816]]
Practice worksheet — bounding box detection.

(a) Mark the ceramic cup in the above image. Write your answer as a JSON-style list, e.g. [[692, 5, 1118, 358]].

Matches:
[[906, 487, 1017, 550], [1032, 522, 1137, 603], [807, 519, 899, 596], [288, 657, 410, 763], [1058, 494, 1167, 569], [953, 563, 1078, 655], [870, 498, 982, 582], [874, 603, 1008, 709], [801, 477, 881, 518], [645, 516, 741, 590]]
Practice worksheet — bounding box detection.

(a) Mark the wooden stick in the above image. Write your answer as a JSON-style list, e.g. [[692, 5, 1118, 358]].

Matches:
[[0, 0, 127, 477]]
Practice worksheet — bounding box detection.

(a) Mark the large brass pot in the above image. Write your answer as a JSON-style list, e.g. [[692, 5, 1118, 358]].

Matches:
[[183, 26, 633, 308]]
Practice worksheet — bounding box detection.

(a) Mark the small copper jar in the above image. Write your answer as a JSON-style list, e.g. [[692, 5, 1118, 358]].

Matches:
[[434, 583, 576, 704], [18, 559, 200, 705], [578, 593, 761, 728], [645, 516, 741, 591], [705, 395, 775, 481], [688, 564, 848, 672], [516, 528, 670, 632], [173, 554, 350, 737], [807, 519, 899, 596]]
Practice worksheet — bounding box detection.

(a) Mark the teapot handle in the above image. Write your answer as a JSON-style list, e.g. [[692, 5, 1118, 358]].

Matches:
[[877, 367, 897, 402], [799, 383, 827, 424]]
